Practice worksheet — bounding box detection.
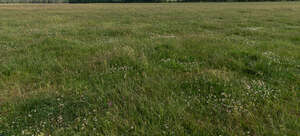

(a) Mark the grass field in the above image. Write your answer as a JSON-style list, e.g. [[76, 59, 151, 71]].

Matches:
[[0, 2, 300, 135]]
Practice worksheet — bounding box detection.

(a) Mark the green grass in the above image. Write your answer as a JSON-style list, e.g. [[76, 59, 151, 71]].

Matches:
[[0, 2, 300, 135]]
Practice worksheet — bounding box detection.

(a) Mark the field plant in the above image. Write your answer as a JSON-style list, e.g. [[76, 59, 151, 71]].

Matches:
[[0, 2, 300, 135]]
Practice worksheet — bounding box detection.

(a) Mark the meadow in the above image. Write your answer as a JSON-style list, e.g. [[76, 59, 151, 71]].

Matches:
[[0, 2, 300, 135]]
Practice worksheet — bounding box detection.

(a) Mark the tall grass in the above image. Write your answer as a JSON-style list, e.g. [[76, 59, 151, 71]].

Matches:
[[0, 2, 300, 136]]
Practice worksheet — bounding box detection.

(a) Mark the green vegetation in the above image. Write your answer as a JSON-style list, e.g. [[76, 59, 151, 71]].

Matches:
[[0, 0, 299, 3], [0, 2, 300, 135]]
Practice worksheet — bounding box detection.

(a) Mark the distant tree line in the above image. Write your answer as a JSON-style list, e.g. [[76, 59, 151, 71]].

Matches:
[[0, 0, 299, 3]]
